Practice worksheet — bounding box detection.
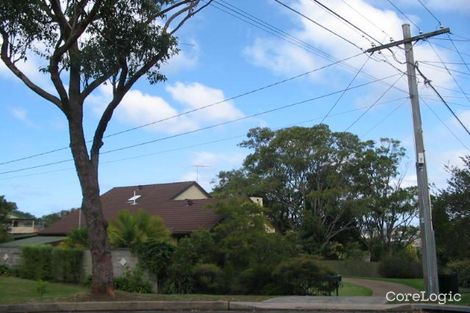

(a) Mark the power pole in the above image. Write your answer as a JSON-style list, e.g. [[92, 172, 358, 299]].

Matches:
[[366, 24, 450, 295]]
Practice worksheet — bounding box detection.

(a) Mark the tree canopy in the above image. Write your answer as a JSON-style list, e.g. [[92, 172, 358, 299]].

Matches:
[[214, 125, 418, 259], [1, 0, 210, 295]]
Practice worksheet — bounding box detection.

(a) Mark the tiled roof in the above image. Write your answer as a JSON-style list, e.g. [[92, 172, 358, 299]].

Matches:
[[41, 181, 220, 235]]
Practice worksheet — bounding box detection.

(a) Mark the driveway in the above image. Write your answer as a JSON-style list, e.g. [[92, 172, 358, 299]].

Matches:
[[343, 277, 418, 297]]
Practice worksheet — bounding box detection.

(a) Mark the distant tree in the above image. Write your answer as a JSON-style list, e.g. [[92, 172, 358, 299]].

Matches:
[[0, 195, 17, 242], [40, 209, 73, 228], [1, 0, 210, 295], [108, 209, 171, 249], [357, 139, 419, 261], [215, 125, 369, 253], [433, 155, 470, 262]]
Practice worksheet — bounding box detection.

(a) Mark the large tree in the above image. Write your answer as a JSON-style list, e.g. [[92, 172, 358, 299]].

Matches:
[[433, 155, 470, 262], [0, 0, 210, 295], [215, 124, 369, 252], [356, 139, 419, 261]]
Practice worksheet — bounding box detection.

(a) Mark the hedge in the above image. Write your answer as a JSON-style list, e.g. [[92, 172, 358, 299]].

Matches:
[[19, 245, 83, 283], [318, 260, 380, 277]]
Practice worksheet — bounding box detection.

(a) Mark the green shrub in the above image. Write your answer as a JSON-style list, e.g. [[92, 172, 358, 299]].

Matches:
[[36, 280, 48, 296], [273, 255, 335, 295], [135, 239, 175, 280], [20, 245, 53, 280], [19, 246, 83, 283], [235, 265, 275, 295], [114, 268, 152, 293], [191, 263, 223, 294], [318, 260, 380, 277], [0, 264, 11, 276], [447, 259, 470, 288], [378, 254, 422, 278]]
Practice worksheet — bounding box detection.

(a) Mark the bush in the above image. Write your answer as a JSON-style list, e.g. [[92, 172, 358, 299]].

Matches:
[[273, 255, 335, 295], [379, 254, 422, 278], [447, 259, 470, 288], [114, 267, 152, 293], [235, 265, 275, 295], [19, 246, 83, 283], [191, 263, 223, 294], [0, 264, 10, 276]]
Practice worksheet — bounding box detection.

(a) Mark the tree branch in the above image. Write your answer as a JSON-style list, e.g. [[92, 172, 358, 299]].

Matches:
[[0, 31, 62, 109]]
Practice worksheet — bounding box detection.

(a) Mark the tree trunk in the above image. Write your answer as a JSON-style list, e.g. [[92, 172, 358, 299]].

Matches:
[[68, 115, 114, 296]]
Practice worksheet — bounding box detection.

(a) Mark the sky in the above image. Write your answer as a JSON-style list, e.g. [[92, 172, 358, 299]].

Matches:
[[1, 0, 470, 217]]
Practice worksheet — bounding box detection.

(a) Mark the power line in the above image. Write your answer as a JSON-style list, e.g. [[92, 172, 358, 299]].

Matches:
[[419, 62, 470, 78], [415, 64, 470, 136], [345, 73, 404, 131], [0, 96, 408, 181], [416, 0, 441, 26], [0, 52, 363, 166], [274, 0, 364, 51], [209, 0, 331, 60], [363, 101, 404, 136], [447, 34, 470, 74], [386, 0, 421, 31], [310, 0, 382, 45], [340, 0, 394, 41], [0, 73, 400, 175], [425, 40, 470, 104], [421, 98, 470, 152], [321, 55, 371, 123]]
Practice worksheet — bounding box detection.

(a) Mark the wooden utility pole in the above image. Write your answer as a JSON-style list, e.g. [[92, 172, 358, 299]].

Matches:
[[366, 24, 450, 295]]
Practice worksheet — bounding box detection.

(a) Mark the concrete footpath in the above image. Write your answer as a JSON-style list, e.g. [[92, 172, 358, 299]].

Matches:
[[0, 300, 468, 313]]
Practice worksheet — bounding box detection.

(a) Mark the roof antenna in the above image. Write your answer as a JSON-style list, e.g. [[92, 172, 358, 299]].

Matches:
[[192, 164, 210, 183], [128, 190, 141, 205]]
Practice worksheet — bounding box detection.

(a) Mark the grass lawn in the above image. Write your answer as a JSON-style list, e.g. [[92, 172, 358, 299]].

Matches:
[[0, 276, 87, 304], [338, 281, 372, 296], [0, 275, 373, 304], [365, 277, 425, 290]]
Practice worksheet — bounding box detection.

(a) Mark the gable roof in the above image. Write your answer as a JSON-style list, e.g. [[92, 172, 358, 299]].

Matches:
[[41, 181, 220, 236]]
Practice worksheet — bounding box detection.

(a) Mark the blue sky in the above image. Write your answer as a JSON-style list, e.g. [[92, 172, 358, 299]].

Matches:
[[1, 0, 469, 217]]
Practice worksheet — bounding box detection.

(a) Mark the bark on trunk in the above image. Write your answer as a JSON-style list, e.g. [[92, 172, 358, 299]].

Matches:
[[68, 115, 114, 296]]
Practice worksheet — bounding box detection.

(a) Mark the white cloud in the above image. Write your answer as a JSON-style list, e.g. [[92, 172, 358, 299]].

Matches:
[[243, 37, 319, 78], [166, 82, 244, 121], [10, 107, 37, 128], [161, 39, 200, 74], [117, 89, 198, 133], [90, 81, 243, 134], [244, 0, 453, 91], [395, 0, 470, 13]]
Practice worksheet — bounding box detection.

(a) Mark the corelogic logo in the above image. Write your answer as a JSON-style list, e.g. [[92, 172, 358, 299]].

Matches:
[[386, 291, 462, 305]]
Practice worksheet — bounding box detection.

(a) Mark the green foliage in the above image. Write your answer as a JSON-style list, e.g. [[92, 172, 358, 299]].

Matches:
[[0, 264, 11, 276], [35, 280, 47, 297], [272, 255, 335, 295], [0, 195, 17, 242], [433, 155, 470, 263], [108, 209, 171, 248], [191, 263, 223, 294], [114, 267, 152, 293], [135, 239, 175, 284], [215, 127, 413, 257], [447, 259, 470, 288], [40, 210, 72, 228], [317, 260, 380, 277], [378, 254, 422, 278], [165, 230, 216, 294], [60, 227, 88, 249], [19, 246, 83, 283]]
